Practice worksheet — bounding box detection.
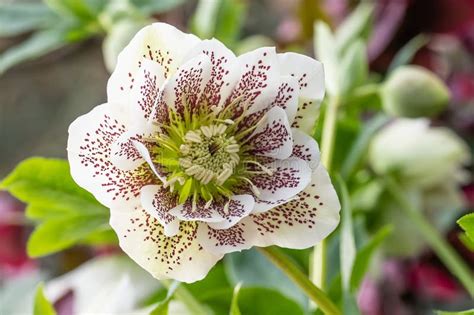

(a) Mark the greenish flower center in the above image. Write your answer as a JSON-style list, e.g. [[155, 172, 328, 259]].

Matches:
[[148, 99, 269, 205]]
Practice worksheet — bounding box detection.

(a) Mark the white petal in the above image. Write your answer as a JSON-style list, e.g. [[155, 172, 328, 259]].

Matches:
[[140, 185, 179, 237], [128, 59, 166, 125], [169, 199, 225, 223], [208, 195, 255, 230], [183, 39, 239, 107], [227, 47, 280, 116], [110, 207, 223, 283], [249, 163, 340, 249], [248, 106, 293, 159], [251, 157, 312, 212], [110, 124, 158, 171], [278, 53, 325, 134], [291, 128, 321, 170], [107, 23, 200, 104], [197, 222, 257, 254], [162, 54, 212, 117], [68, 103, 154, 208]]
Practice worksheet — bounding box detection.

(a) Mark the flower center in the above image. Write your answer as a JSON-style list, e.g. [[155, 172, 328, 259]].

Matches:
[[179, 124, 240, 185]]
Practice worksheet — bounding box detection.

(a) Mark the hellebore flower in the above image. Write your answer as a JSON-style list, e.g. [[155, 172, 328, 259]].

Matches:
[[67, 23, 340, 282]]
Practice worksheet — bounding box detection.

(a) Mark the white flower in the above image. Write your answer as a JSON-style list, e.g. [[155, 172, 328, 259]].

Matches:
[[369, 118, 470, 188], [67, 23, 340, 283]]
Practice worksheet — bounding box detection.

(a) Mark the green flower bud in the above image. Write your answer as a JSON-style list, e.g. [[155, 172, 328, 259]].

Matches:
[[381, 66, 450, 118]]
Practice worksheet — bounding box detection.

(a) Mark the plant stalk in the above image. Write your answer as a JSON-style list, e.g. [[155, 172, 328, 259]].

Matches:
[[161, 280, 210, 315], [258, 247, 342, 315], [312, 96, 340, 291], [385, 177, 474, 296]]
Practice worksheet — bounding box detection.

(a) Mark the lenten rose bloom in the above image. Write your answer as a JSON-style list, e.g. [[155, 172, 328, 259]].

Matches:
[[67, 23, 340, 283]]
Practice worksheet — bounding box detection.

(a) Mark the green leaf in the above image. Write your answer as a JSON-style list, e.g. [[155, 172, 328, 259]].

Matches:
[[214, 0, 247, 47], [191, 0, 221, 39], [340, 40, 368, 97], [224, 249, 306, 307], [0, 28, 68, 75], [350, 225, 393, 291], [130, 0, 188, 15], [0, 3, 58, 37], [337, 175, 356, 292], [1, 158, 111, 256], [335, 2, 374, 53], [457, 213, 474, 244], [28, 215, 109, 257], [314, 21, 340, 96], [150, 281, 180, 315], [236, 287, 305, 315], [44, 0, 97, 22], [229, 283, 242, 315], [33, 283, 57, 315], [388, 34, 430, 73], [436, 310, 474, 315]]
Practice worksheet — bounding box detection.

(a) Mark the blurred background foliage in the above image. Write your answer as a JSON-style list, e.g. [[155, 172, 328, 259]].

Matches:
[[0, 0, 473, 314]]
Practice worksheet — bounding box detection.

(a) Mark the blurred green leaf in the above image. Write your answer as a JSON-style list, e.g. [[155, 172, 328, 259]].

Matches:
[[337, 176, 356, 292], [1, 158, 112, 256], [229, 284, 242, 315], [335, 3, 373, 53], [214, 0, 247, 47], [225, 249, 306, 307], [340, 40, 368, 97], [0, 3, 57, 37], [236, 287, 304, 315], [437, 310, 474, 315], [350, 225, 393, 291], [191, 0, 221, 39], [33, 283, 56, 315], [44, 0, 96, 22], [150, 281, 180, 315], [388, 34, 429, 73], [27, 214, 109, 257], [457, 213, 474, 243], [131, 0, 187, 15], [235, 35, 275, 55], [314, 21, 340, 96], [0, 28, 68, 75]]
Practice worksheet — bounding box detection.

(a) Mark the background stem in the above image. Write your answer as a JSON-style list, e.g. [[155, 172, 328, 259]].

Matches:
[[258, 247, 342, 315], [161, 280, 210, 315], [312, 96, 340, 291], [385, 177, 474, 296]]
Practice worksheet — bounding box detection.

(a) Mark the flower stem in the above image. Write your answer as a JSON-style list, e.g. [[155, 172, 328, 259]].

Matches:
[[312, 96, 340, 291], [385, 177, 474, 296], [258, 247, 342, 315], [161, 280, 211, 315]]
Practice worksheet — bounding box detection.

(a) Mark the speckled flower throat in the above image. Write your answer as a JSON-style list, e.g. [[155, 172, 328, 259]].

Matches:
[[67, 23, 340, 283]]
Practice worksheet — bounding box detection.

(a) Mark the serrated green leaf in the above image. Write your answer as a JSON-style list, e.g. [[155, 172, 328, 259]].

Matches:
[[0, 3, 58, 37], [229, 283, 242, 315], [27, 215, 109, 257], [335, 2, 373, 53], [0, 28, 69, 75], [457, 213, 474, 243], [350, 225, 393, 291], [1, 158, 107, 218], [340, 40, 368, 97], [314, 21, 340, 96], [33, 283, 57, 315]]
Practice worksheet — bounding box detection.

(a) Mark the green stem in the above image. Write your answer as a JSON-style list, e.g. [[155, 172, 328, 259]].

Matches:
[[161, 280, 211, 315], [385, 177, 474, 296], [311, 96, 340, 291], [258, 247, 342, 315]]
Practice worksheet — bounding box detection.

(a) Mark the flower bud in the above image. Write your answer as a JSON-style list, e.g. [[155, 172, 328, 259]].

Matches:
[[381, 66, 450, 118], [369, 119, 470, 189]]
